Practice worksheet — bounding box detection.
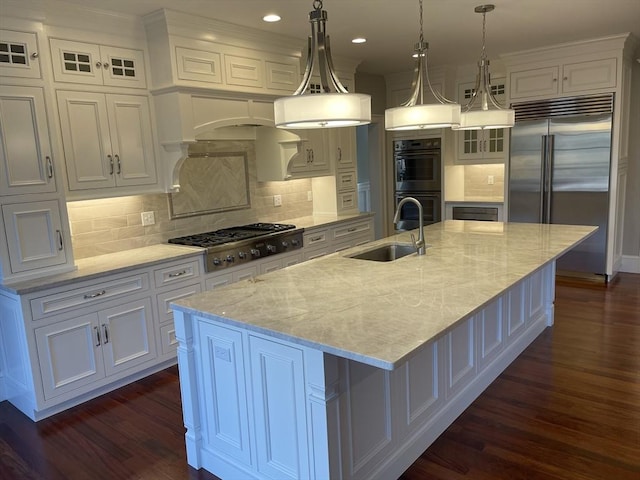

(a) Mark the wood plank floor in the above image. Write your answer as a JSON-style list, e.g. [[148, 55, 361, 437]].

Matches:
[[1, 273, 638, 480]]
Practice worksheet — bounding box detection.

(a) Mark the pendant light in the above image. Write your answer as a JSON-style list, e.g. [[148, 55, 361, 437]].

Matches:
[[453, 5, 515, 130], [385, 0, 461, 131], [273, 0, 371, 129]]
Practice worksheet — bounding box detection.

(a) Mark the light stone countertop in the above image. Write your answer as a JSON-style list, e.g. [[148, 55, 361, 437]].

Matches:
[[444, 197, 504, 204], [283, 212, 374, 230], [0, 244, 205, 295], [172, 220, 597, 371]]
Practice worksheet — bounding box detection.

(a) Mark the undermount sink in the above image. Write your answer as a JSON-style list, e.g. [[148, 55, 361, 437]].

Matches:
[[348, 243, 417, 262]]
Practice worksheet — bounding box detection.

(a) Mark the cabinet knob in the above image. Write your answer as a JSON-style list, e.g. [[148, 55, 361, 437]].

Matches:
[[96, 61, 102, 68], [31, 52, 38, 59], [103, 62, 109, 69], [563, 76, 568, 81]]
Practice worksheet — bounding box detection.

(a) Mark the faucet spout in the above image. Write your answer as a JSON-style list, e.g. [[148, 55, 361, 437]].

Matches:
[[393, 197, 426, 255]]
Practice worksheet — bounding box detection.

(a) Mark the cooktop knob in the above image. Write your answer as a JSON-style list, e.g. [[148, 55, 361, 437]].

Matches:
[[226, 254, 235, 263], [281, 240, 289, 248], [238, 251, 247, 259], [266, 244, 277, 253], [250, 248, 261, 257], [291, 239, 300, 246], [212, 258, 221, 266]]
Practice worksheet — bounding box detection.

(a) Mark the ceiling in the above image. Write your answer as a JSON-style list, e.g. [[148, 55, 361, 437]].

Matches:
[[24, 0, 640, 75]]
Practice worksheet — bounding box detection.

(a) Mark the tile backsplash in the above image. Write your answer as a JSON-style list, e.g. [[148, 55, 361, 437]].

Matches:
[[68, 184, 312, 260], [463, 164, 505, 198]]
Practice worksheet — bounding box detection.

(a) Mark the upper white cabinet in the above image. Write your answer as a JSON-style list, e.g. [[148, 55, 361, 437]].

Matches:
[[1, 200, 67, 275], [330, 127, 356, 170], [57, 90, 157, 191], [49, 38, 147, 89], [508, 57, 617, 101], [288, 129, 331, 178], [144, 10, 299, 94], [455, 79, 508, 164], [0, 85, 57, 195], [0, 29, 41, 79]]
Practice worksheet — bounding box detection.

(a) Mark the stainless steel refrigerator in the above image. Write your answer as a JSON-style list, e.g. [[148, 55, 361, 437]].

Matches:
[[508, 94, 614, 276]]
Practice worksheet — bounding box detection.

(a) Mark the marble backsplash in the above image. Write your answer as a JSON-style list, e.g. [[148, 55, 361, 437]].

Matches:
[[68, 182, 313, 260], [463, 164, 505, 198]]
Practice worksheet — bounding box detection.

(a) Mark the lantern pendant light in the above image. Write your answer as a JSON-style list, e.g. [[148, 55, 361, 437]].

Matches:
[[385, 0, 461, 131], [273, 0, 371, 129], [453, 4, 515, 130]]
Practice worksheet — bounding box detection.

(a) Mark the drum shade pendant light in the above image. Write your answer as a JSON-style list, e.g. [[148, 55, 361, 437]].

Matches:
[[453, 5, 515, 130], [385, 0, 461, 131], [273, 0, 371, 129]]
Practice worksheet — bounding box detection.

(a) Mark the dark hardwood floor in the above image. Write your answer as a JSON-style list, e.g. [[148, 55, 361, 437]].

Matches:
[[1, 273, 638, 480]]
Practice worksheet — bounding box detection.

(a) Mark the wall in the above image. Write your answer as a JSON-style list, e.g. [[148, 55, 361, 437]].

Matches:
[[355, 71, 387, 115], [68, 140, 313, 259]]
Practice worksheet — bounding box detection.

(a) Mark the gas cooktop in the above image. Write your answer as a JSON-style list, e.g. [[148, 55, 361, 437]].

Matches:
[[168, 223, 303, 272]]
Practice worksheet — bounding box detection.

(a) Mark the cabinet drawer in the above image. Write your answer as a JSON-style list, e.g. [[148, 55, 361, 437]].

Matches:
[[337, 191, 358, 211], [336, 171, 357, 192], [153, 260, 201, 288], [333, 220, 372, 242], [31, 273, 149, 320], [303, 229, 329, 248], [156, 282, 202, 324]]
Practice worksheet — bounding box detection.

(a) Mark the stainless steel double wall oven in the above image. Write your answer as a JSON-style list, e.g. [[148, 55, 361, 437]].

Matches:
[[393, 138, 442, 230]]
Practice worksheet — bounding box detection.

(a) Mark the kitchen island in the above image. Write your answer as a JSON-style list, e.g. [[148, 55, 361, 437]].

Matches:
[[171, 220, 596, 480]]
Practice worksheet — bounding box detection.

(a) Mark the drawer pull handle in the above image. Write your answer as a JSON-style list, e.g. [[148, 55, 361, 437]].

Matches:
[[347, 227, 357, 232], [102, 324, 109, 344], [84, 290, 106, 300], [310, 235, 323, 242], [94, 326, 101, 347], [56, 230, 63, 251], [168, 270, 187, 278], [46, 156, 54, 179]]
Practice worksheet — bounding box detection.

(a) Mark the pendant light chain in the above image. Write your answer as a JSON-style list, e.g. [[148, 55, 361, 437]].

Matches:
[[419, 0, 424, 46], [481, 8, 487, 61]]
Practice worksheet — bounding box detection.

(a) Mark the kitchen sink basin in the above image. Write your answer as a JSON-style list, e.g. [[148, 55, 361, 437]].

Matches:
[[347, 243, 417, 262]]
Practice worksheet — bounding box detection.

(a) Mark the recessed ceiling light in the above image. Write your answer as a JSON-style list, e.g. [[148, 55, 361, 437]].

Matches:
[[263, 14, 281, 23], [352, 37, 367, 44]]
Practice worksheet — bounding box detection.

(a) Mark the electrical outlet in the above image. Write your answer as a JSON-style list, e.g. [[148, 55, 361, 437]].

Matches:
[[141, 211, 155, 226], [487, 175, 495, 185], [273, 194, 282, 207], [307, 190, 313, 201]]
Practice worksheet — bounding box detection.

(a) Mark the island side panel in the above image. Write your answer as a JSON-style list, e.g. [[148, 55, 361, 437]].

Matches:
[[329, 262, 556, 480]]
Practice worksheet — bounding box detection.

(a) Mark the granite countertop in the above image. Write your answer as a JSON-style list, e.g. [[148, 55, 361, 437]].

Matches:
[[0, 244, 205, 295], [0, 213, 373, 295], [172, 220, 596, 371]]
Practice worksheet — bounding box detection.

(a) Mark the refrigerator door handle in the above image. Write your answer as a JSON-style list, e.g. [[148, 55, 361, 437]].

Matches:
[[540, 136, 548, 223], [545, 135, 555, 224]]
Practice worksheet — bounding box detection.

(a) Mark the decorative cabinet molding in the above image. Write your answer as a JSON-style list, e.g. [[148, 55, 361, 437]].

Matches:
[[1, 200, 67, 275], [49, 38, 147, 89], [0, 85, 56, 195], [56, 90, 157, 192], [0, 29, 41, 79]]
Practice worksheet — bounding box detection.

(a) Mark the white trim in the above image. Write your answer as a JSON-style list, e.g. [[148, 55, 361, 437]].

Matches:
[[621, 255, 640, 273]]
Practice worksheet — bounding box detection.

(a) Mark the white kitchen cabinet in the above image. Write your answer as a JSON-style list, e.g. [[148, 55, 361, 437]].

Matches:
[[49, 38, 147, 89], [0, 85, 57, 195], [329, 127, 356, 170], [0, 29, 41, 79], [455, 80, 508, 163], [57, 90, 157, 192], [303, 217, 374, 260], [509, 58, 616, 101], [445, 315, 476, 400], [288, 129, 331, 178], [1, 200, 67, 275], [35, 297, 156, 400]]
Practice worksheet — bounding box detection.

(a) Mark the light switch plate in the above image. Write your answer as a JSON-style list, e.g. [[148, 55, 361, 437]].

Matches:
[[141, 211, 155, 226], [273, 194, 282, 206]]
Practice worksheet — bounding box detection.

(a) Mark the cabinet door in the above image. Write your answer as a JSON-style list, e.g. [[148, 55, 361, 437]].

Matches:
[[57, 90, 115, 190], [50, 38, 103, 86], [0, 86, 56, 195], [98, 297, 156, 377], [330, 127, 356, 170], [509, 66, 559, 100], [50, 39, 147, 89], [562, 58, 616, 94], [105, 94, 157, 186], [0, 29, 41, 79], [306, 129, 330, 173], [35, 313, 106, 400], [2, 200, 67, 274]]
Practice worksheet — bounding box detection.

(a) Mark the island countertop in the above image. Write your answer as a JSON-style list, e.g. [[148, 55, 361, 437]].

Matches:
[[172, 220, 596, 370]]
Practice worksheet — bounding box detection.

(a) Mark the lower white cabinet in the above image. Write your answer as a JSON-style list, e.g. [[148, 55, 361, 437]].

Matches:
[[2, 200, 67, 276], [35, 297, 156, 400], [303, 217, 374, 261]]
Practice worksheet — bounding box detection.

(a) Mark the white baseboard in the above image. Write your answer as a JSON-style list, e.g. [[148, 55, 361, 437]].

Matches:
[[621, 255, 640, 274]]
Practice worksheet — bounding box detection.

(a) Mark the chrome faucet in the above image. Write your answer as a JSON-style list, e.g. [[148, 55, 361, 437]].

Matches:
[[393, 197, 426, 255]]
